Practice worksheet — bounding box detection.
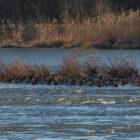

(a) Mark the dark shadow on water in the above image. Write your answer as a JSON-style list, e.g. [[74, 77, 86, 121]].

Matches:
[[32, 41, 64, 48]]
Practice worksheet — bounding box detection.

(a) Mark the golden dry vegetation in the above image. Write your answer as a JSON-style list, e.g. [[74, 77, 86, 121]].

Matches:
[[0, 9, 140, 49], [0, 53, 139, 87]]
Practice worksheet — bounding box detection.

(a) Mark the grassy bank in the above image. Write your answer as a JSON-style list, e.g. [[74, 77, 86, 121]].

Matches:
[[0, 10, 140, 49], [0, 54, 140, 87]]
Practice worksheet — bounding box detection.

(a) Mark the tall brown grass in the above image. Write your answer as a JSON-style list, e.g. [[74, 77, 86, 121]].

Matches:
[[31, 65, 50, 78], [94, 10, 140, 44], [83, 52, 99, 76], [0, 53, 139, 86], [59, 53, 82, 79], [0, 10, 140, 49], [107, 56, 138, 78], [1, 61, 49, 81], [4, 61, 32, 79]]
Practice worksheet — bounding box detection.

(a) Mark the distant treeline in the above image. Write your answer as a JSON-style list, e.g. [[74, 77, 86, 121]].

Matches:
[[0, 0, 140, 22]]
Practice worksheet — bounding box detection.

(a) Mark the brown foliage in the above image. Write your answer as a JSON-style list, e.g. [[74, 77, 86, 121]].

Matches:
[[60, 53, 82, 79], [107, 56, 138, 79], [0, 10, 139, 49]]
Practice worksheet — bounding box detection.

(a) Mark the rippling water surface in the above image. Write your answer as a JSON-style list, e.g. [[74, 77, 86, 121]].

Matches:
[[0, 85, 140, 140], [0, 48, 140, 140]]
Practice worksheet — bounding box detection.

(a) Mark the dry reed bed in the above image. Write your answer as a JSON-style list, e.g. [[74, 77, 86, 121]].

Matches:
[[0, 54, 139, 87], [0, 10, 140, 49]]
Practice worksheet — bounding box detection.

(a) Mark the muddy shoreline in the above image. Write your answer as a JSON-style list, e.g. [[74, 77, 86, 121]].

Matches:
[[0, 42, 140, 49]]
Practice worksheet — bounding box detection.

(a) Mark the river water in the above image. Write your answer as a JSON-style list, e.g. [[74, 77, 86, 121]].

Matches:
[[0, 48, 140, 140]]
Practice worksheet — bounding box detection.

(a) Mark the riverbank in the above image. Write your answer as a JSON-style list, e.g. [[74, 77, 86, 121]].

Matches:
[[0, 10, 140, 49], [0, 53, 140, 87]]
